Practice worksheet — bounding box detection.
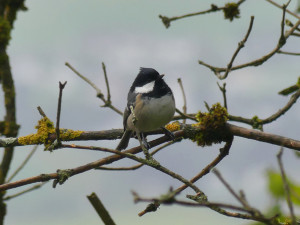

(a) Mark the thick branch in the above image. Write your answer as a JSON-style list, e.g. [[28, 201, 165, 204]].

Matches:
[[226, 123, 300, 150], [1, 122, 300, 192], [0, 131, 184, 191], [1, 123, 300, 151], [0, 1, 26, 224]]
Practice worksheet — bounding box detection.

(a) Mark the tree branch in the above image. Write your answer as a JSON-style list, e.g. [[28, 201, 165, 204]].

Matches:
[[1, 122, 300, 151], [0, 131, 184, 191], [228, 89, 300, 128], [199, 14, 300, 78]]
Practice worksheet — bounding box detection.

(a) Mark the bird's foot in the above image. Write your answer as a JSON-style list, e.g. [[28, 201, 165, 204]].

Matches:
[[161, 127, 175, 140]]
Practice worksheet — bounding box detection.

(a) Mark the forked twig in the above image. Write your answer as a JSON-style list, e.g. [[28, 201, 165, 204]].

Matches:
[[220, 16, 255, 79], [265, 0, 300, 19], [65, 62, 122, 115], [229, 89, 300, 127], [199, 8, 300, 79], [217, 82, 228, 109]]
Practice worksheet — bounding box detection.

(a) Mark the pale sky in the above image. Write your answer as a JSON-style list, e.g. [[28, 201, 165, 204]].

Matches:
[[2, 0, 300, 224]]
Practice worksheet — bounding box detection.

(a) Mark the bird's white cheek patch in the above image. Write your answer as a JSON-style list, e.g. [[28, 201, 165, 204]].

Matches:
[[134, 81, 155, 94]]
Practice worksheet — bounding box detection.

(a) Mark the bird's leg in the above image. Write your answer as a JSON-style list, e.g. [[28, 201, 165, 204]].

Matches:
[[161, 127, 175, 140], [136, 132, 152, 160], [140, 132, 151, 150]]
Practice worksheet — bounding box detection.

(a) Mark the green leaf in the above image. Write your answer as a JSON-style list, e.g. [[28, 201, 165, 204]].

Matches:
[[267, 169, 300, 206], [290, 183, 300, 206], [267, 170, 285, 199]]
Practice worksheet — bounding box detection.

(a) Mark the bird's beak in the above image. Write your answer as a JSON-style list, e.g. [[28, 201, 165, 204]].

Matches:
[[159, 74, 165, 79]]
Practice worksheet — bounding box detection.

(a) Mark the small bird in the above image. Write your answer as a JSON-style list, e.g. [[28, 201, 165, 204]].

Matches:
[[116, 68, 176, 151]]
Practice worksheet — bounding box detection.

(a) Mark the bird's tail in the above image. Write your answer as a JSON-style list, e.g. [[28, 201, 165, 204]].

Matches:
[[116, 130, 132, 150]]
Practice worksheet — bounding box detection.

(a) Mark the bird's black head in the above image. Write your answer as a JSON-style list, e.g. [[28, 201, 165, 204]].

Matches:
[[131, 68, 163, 88], [128, 67, 172, 101]]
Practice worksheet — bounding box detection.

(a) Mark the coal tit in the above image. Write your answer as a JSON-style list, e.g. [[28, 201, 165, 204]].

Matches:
[[116, 68, 176, 151]]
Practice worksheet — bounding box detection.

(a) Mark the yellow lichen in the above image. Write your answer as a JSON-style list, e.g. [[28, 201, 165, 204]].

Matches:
[[59, 129, 84, 141], [18, 117, 83, 148], [18, 117, 55, 146], [165, 121, 180, 132], [191, 103, 229, 146]]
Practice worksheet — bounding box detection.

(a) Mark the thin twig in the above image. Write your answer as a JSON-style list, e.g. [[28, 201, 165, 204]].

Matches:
[[97, 141, 174, 171], [291, 32, 300, 37], [37, 106, 47, 118], [159, 4, 224, 28], [136, 195, 251, 213], [277, 148, 296, 225], [175, 109, 197, 122], [3, 182, 47, 201], [174, 137, 233, 195], [278, 0, 291, 47], [65, 62, 122, 115], [87, 192, 116, 225], [229, 89, 300, 127], [65, 62, 103, 96], [277, 50, 300, 56], [219, 16, 255, 79], [217, 82, 227, 109], [6, 145, 38, 183], [262, 89, 300, 124], [285, 19, 300, 32], [101, 62, 111, 105], [158, 0, 246, 28], [56, 81, 67, 145], [177, 78, 187, 124], [213, 168, 250, 208]]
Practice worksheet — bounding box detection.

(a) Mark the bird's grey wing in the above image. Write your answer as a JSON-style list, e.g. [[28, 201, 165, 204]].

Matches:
[[123, 91, 138, 129], [117, 91, 137, 150]]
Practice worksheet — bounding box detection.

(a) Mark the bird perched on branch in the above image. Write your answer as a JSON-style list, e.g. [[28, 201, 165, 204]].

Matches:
[[116, 68, 175, 153]]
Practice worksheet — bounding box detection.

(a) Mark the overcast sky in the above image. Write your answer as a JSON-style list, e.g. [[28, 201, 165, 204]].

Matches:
[[2, 0, 300, 225]]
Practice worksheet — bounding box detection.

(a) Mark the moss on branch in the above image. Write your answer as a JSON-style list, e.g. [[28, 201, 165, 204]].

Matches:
[[18, 117, 83, 148]]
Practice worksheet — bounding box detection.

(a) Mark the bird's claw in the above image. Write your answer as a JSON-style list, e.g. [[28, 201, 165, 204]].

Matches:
[[162, 127, 175, 140]]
